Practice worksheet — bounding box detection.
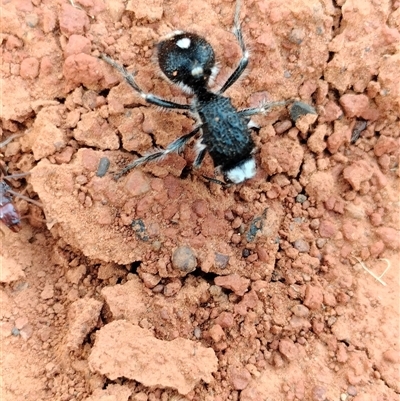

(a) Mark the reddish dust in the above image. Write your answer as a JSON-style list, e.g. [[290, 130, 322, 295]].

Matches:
[[1, 0, 399, 400]]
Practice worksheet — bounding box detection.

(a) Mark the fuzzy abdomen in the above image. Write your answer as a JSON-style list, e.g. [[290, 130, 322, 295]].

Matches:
[[198, 95, 255, 171]]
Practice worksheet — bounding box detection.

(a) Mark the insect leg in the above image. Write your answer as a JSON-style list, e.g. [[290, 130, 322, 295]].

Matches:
[[217, 0, 249, 94], [238, 100, 289, 118], [114, 125, 202, 180], [193, 139, 207, 169], [101, 54, 191, 110]]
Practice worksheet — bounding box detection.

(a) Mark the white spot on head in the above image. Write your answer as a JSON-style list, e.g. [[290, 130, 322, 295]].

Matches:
[[191, 66, 204, 77], [225, 158, 256, 184], [176, 37, 191, 49]]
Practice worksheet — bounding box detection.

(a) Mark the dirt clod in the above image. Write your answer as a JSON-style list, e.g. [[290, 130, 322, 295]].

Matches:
[[89, 320, 218, 395], [1, 0, 398, 400]]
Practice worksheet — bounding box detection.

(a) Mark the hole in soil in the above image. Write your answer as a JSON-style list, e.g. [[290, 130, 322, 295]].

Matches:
[[129, 261, 142, 274], [180, 165, 192, 179], [54, 97, 66, 104], [327, 51, 335, 63], [99, 88, 110, 97], [190, 269, 218, 284]]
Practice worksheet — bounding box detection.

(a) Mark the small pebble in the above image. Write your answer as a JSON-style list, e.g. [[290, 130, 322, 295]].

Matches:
[[242, 249, 250, 258], [171, 246, 197, 274], [194, 326, 202, 339], [290, 101, 317, 122], [11, 327, 20, 336], [151, 240, 162, 252], [291, 304, 310, 318], [312, 385, 326, 401], [347, 385, 357, 396], [163, 281, 181, 297], [96, 157, 111, 177], [293, 239, 310, 253], [26, 13, 39, 27], [296, 194, 307, 203], [214, 253, 229, 269], [152, 284, 164, 293]]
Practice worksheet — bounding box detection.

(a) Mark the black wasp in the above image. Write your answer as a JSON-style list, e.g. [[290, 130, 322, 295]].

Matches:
[[102, 0, 287, 184]]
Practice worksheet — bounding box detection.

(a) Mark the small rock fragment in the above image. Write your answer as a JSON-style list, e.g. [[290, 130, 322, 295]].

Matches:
[[215, 311, 235, 328], [65, 264, 87, 284], [347, 385, 357, 396], [65, 298, 103, 349], [228, 366, 252, 390], [305, 171, 336, 203], [321, 100, 343, 122], [246, 211, 267, 242], [20, 57, 40, 79], [339, 94, 369, 118], [96, 157, 111, 177], [375, 227, 400, 249], [319, 219, 337, 238], [326, 120, 352, 153], [15, 316, 28, 330], [214, 274, 250, 296], [124, 171, 150, 197], [293, 239, 310, 253], [59, 4, 89, 37], [374, 135, 398, 157], [164, 281, 182, 297], [131, 219, 149, 241], [214, 253, 229, 269], [63, 54, 103, 89], [11, 327, 20, 336], [290, 101, 317, 122], [351, 120, 367, 143], [303, 284, 323, 310], [296, 194, 307, 203], [291, 304, 310, 318], [20, 106, 67, 160], [342, 161, 374, 191], [64, 34, 91, 58], [140, 272, 161, 289], [41, 284, 54, 300], [369, 240, 385, 258], [260, 137, 304, 177], [308, 124, 328, 153], [172, 246, 197, 274], [209, 324, 225, 342], [279, 338, 298, 361], [312, 386, 326, 401], [73, 111, 119, 150]]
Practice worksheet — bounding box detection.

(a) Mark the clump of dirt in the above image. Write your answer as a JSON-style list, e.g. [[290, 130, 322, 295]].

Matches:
[[1, 0, 399, 400]]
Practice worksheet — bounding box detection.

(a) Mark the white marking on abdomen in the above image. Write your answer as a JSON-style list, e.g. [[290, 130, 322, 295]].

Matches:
[[225, 158, 256, 183]]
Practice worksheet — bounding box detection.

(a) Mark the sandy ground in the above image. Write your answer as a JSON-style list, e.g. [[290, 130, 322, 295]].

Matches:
[[1, 0, 399, 400]]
